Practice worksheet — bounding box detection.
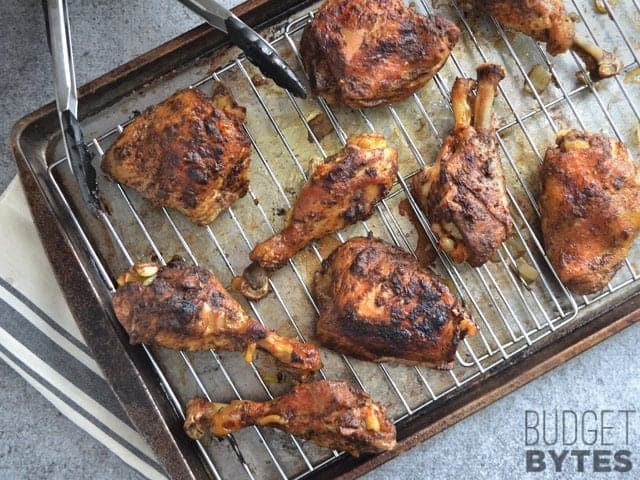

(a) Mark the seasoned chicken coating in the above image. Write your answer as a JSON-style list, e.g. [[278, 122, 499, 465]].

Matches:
[[300, 0, 460, 108], [413, 64, 512, 267], [313, 237, 477, 369], [234, 133, 398, 300], [540, 130, 640, 295], [184, 380, 396, 457], [462, 0, 621, 79], [252, 134, 397, 270], [102, 84, 252, 225], [112, 260, 322, 374]]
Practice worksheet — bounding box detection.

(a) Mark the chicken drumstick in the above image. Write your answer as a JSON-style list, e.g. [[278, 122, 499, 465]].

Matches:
[[413, 64, 512, 267], [184, 380, 396, 457], [112, 259, 322, 374], [233, 133, 398, 300], [463, 0, 621, 80]]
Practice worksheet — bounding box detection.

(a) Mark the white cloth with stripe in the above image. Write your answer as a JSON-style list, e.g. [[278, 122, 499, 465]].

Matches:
[[0, 177, 166, 479]]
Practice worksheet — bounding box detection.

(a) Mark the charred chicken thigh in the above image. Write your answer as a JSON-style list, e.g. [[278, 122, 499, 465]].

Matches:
[[540, 130, 640, 295], [462, 0, 621, 80], [413, 64, 512, 267], [313, 237, 477, 369], [184, 380, 396, 456], [102, 84, 251, 225], [234, 133, 398, 300], [300, 0, 460, 108], [112, 260, 322, 374]]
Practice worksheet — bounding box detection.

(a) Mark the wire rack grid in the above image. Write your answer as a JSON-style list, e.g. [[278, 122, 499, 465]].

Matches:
[[45, 0, 640, 478]]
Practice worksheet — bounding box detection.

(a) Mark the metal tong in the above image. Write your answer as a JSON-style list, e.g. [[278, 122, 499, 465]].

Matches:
[[177, 0, 306, 98], [44, 0, 101, 215]]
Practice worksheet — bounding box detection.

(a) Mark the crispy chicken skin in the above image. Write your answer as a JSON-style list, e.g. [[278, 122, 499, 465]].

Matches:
[[251, 134, 397, 270], [234, 133, 398, 300], [112, 260, 322, 374], [413, 64, 512, 267], [462, 0, 621, 79], [300, 0, 460, 108], [472, 0, 574, 55], [184, 380, 396, 456], [540, 130, 640, 295], [102, 85, 252, 225], [312, 237, 477, 369]]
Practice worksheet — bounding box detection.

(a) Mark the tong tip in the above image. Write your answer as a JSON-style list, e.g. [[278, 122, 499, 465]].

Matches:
[[286, 78, 307, 99]]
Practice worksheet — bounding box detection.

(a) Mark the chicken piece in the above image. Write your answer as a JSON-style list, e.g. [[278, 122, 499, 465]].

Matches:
[[300, 0, 460, 108], [233, 133, 398, 300], [112, 259, 322, 374], [540, 130, 640, 295], [313, 237, 477, 369], [413, 64, 512, 267], [462, 0, 621, 80], [102, 84, 251, 225], [184, 380, 396, 456]]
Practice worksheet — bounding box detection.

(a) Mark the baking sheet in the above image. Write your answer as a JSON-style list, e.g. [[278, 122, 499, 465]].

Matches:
[[45, 1, 640, 478]]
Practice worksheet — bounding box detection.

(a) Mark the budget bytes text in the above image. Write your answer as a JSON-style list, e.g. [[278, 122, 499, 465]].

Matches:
[[524, 409, 635, 473]]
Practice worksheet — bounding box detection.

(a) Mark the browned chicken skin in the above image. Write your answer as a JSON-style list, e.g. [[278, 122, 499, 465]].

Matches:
[[540, 130, 640, 295], [102, 84, 251, 225], [462, 0, 621, 80], [184, 380, 396, 456], [313, 237, 477, 369], [300, 0, 460, 108], [111, 260, 322, 374], [234, 133, 398, 300], [413, 64, 512, 267]]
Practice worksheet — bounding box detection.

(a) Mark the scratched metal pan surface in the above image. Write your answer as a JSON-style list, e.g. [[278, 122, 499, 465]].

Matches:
[[38, 0, 640, 478]]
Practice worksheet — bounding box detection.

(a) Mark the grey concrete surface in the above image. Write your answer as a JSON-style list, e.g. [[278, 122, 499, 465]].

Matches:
[[1, 1, 640, 479], [0, 351, 141, 480]]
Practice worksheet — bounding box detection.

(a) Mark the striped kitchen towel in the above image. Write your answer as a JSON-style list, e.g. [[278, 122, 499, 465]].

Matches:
[[0, 177, 166, 480]]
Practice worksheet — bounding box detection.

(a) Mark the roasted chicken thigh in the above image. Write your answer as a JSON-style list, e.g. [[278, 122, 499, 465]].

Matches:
[[102, 85, 251, 225], [462, 0, 621, 80], [184, 380, 396, 457], [413, 64, 512, 267], [313, 237, 477, 369], [112, 260, 322, 374], [300, 0, 460, 108], [234, 133, 398, 300], [540, 130, 640, 295]]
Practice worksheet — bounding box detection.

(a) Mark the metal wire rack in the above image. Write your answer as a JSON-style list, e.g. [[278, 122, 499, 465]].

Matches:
[[45, 1, 640, 478]]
